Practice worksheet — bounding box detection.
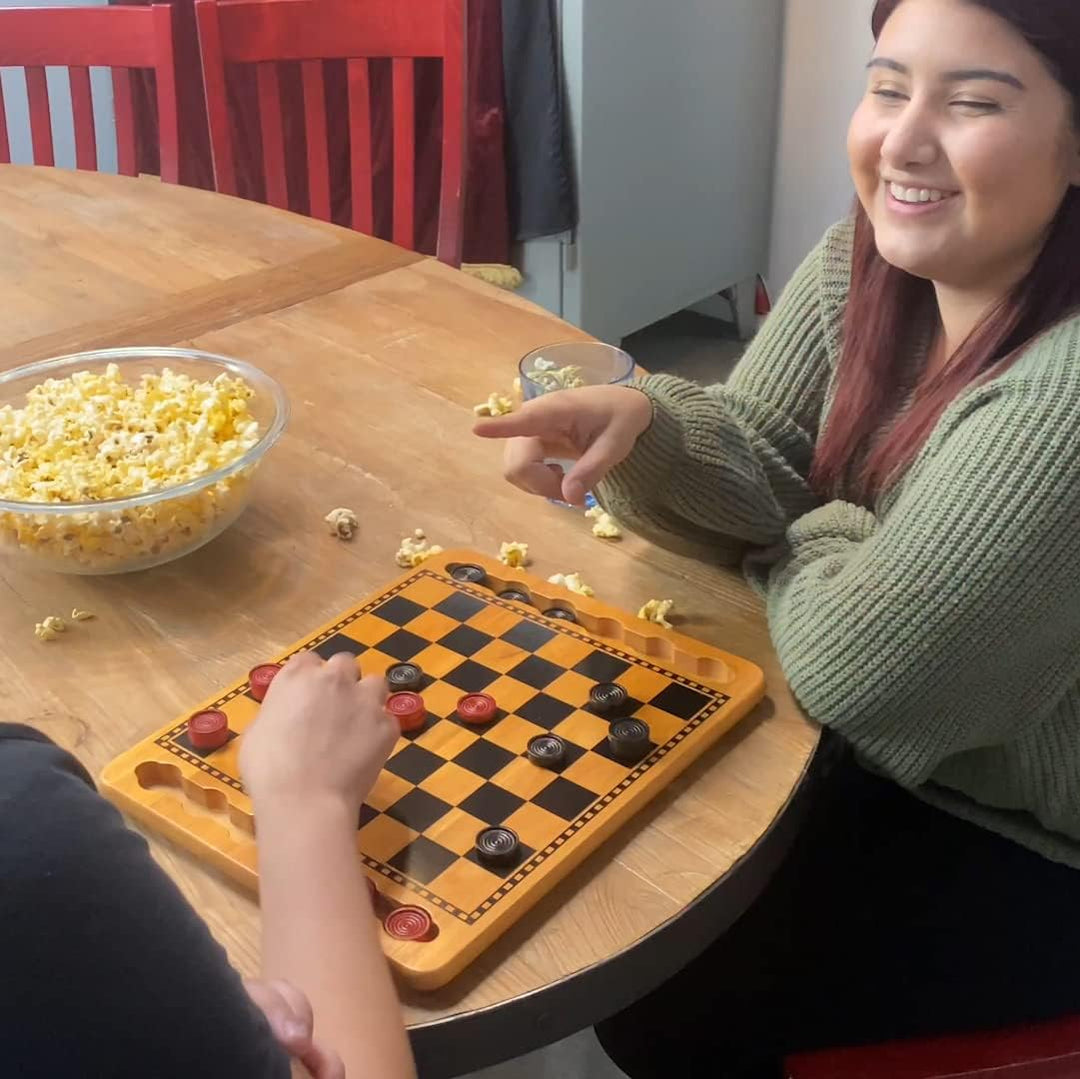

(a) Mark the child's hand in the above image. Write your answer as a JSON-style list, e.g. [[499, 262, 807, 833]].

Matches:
[[473, 385, 652, 505], [244, 978, 344, 1079], [240, 652, 395, 817]]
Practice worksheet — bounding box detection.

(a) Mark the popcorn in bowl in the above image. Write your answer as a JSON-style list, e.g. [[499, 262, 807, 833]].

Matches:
[[0, 348, 288, 574]]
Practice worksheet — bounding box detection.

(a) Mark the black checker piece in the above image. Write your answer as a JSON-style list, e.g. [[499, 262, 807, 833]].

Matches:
[[434, 592, 488, 622], [385, 743, 444, 784], [650, 683, 715, 720], [373, 596, 427, 626], [313, 634, 367, 660], [501, 621, 557, 653], [374, 629, 430, 662], [507, 655, 564, 690], [459, 782, 525, 825], [388, 836, 458, 886], [453, 739, 517, 779], [573, 651, 631, 684], [439, 625, 494, 657], [516, 693, 575, 730], [386, 788, 452, 832], [443, 660, 500, 693], [467, 838, 535, 876]]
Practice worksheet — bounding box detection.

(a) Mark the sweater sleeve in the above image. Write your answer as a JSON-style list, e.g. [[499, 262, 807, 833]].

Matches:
[[749, 368, 1080, 788], [594, 220, 851, 562]]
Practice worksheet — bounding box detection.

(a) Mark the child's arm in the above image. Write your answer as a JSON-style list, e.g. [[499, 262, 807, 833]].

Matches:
[[241, 655, 416, 1079]]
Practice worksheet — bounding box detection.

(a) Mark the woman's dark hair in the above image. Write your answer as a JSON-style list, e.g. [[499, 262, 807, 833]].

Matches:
[[811, 0, 1080, 500]]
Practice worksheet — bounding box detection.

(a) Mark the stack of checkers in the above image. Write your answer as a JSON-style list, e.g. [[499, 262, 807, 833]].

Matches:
[[451, 563, 578, 624]]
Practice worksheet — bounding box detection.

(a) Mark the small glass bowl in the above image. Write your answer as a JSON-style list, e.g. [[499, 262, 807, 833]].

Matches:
[[0, 347, 289, 575]]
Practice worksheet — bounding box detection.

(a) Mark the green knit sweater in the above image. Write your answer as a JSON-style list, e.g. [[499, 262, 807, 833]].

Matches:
[[597, 219, 1080, 867]]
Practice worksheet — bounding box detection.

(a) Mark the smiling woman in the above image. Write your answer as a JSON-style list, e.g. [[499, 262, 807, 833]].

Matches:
[[471, 0, 1080, 1076]]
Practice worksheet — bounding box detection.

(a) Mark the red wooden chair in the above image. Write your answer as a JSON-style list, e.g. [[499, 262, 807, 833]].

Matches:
[[0, 5, 179, 181], [786, 1015, 1080, 1079], [195, 0, 466, 265]]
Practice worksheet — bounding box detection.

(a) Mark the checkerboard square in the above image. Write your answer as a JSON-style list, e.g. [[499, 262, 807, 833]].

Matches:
[[388, 836, 458, 885], [573, 651, 632, 684], [467, 838, 534, 876], [502, 620, 557, 652], [459, 782, 526, 825], [453, 739, 516, 779], [435, 592, 487, 622], [376, 629, 430, 662], [409, 642, 464, 679], [516, 693, 575, 730], [439, 625, 494, 657], [357, 803, 378, 829], [532, 777, 598, 820], [484, 714, 547, 755], [507, 655, 564, 690], [386, 788, 453, 832], [373, 595, 427, 626], [386, 743, 445, 784], [419, 761, 486, 805], [444, 660, 500, 693], [651, 683, 715, 720], [313, 634, 367, 660]]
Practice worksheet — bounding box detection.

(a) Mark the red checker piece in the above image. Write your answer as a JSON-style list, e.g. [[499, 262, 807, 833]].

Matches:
[[248, 663, 283, 702], [383, 905, 434, 942], [456, 693, 497, 726], [187, 710, 230, 750], [387, 692, 427, 733]]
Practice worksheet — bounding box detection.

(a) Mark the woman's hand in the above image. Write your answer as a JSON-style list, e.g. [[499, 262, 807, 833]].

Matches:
[[473, 385, 653, 505], [240, 652, 395, 818]]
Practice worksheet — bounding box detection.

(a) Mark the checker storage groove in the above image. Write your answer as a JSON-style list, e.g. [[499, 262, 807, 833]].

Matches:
[[101, 551, 765, 988]]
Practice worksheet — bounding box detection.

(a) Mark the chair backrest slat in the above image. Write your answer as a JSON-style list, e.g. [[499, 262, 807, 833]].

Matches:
[[69, 66, 98, 172], [0, 79, 9, 165], [301, 59, 331, 221], [438, 0, 466, 268], [111, 67, 137, 176], [0, 5, 179, 181], [346, 58, 373, 235], [391, 58, 415, 252], [256, 61, 288, 209], [25, 66, 55, 167], [195, 0, 466, 264]]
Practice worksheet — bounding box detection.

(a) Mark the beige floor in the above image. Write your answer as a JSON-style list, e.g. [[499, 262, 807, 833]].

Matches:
[[455, 308, 748, 1079]]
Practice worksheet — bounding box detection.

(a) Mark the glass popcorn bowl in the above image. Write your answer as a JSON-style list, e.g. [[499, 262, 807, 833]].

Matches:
[[0, 347, 289, 575]]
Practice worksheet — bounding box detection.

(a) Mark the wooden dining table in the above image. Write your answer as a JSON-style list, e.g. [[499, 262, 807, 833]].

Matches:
[[0, 166, 822, 1077]]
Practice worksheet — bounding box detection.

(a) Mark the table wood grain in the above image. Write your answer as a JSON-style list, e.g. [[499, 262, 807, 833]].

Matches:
[[0, 166, 820, 1072]]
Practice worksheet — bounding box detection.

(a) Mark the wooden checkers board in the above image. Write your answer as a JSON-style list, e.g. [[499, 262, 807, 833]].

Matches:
[[101, 550, 765, 988]]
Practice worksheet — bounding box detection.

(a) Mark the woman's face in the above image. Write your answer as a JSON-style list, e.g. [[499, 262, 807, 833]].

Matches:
[[848, 0, 1080, 290]]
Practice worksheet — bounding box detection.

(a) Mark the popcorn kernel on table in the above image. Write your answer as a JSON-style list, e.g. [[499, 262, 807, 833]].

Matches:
[[586, 506, 622, 540], [498, 541, 529, 568], [71, 608, 94, 621], [324, 507, 359, 541], [396, 530, 444, 568], [548, 572, 595, 598], [472, 393, 515, 418], [638, 598, 675, 629]]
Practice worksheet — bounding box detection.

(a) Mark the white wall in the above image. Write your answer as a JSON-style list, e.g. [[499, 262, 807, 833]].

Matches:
[[768, 0, 874, 291], [0, 0, 117, 172]]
